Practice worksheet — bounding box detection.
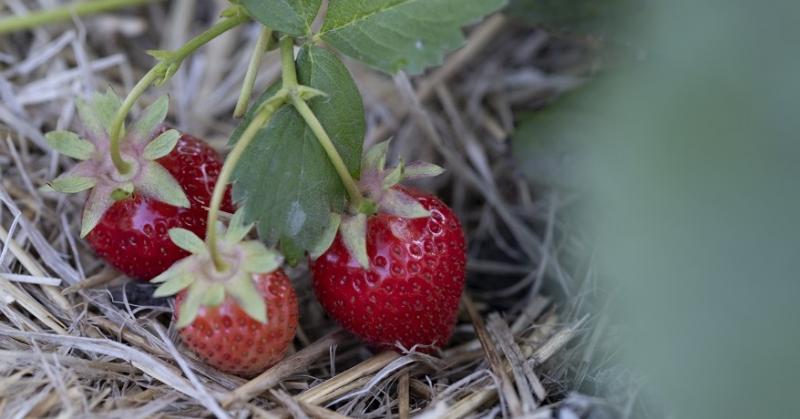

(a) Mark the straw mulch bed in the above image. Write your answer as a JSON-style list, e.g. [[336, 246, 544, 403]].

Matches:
[[0, 2, 636, 417]]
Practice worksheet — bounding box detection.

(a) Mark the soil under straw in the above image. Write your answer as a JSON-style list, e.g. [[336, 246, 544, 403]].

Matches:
[[0, 2, 638, 418]]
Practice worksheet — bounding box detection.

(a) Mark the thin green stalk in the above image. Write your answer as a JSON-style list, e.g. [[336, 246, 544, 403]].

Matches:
[[110, 67, 159, 174], [108, 10, 248, 175], [279, 35, 364, 206], [206, 94, 287, 272], [280, 36, 298, 88], [0, 0, 162, 34], [234, 27, 273, 118], [291, 96, 365, 207]]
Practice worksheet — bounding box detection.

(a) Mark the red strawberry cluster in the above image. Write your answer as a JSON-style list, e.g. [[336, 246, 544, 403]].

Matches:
[[48, 92, 466, 377]]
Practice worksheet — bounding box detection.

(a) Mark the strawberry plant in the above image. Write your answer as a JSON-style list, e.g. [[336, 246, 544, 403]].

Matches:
[[43, 0, 507, 371]]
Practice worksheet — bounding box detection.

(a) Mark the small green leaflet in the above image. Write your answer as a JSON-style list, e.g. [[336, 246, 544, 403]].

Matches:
[[231, 45, 365, 261], [318, 0, 507, 74], [242, 0, 321, 36]]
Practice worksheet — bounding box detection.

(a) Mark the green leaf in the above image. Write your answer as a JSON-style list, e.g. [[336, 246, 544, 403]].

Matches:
[[242, 0, 321, 36], [511, 86, 599, 189], [168, 228, 206, 254], [231, 45, 365, 255], [318, 0, 507, 74], [279, 236, 303, 267], [143, 129, 180, 160], [507, 0, 635, 37], [45, 131, 95, 160]]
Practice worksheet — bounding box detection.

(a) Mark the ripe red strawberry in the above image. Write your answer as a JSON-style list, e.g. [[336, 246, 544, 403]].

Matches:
[[85, 132, 234, 280], [154, 211, 297, 377], [175, 270, 298, 376], [44, 90, 233, 281], [309, 141, 466, 350], [311, 187, 465, 350]]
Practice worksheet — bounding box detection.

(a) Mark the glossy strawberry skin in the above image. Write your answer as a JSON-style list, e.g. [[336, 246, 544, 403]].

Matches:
[[86, 132, 234, 281], [310, 187, 466, 351], [175, 270, 298, 377]]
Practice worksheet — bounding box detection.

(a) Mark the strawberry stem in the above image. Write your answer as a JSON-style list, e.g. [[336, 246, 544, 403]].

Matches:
[[0, 0, 163, 34], [280, 36, 299, 88], [108, 8, 249, 175], [234, 27, 273, 118], [280, 36, 365, 208], [291, 97, 365, 208], [206, 92, 289, 272]]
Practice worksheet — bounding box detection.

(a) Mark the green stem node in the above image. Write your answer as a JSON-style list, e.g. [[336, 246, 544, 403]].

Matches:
[[108, 9, 248, 175]]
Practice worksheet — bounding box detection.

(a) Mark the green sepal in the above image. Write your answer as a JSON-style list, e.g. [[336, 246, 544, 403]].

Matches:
[[241, 241, 282, 273], [143, 129, 180, 160], [45, 131, 95, 160], [49, 175, 96, 193], [81, 185, 115, 238], [203, 283, 225, 306], [225, 272, 267, 323], [111, 183, 134, 201], [341, 213, 369, 269], [363, 140, 390, 172], [133, 96, 169, 141], [225, 208, 254, 244], [76, 89, 122, 137], [380, 188, 430, 219], [176, 282, 207, 328], [138, 162, 190, 208], [168, 228, 206, 255], [153, 273, 193, 297], [308, 213, 342, 260], [151, 258, 192, 283], [357, 199, 378, 216], [382, 158, 404, 190], [403, 161, 445, 179]]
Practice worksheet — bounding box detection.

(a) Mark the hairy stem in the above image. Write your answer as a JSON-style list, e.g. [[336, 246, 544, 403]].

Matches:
[[108, 10, 248, 175], [109, 68, 159, 174], [0, 0, 162, 34], [234, 27, 273, 118], [207, 94, 288, 272], [291, 97, 365, 207], [279, 35, 365, 207], [280, 36, 298, 88]]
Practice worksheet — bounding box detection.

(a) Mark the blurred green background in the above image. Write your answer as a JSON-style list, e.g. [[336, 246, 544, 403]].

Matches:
[[513, 0, 800, 417]]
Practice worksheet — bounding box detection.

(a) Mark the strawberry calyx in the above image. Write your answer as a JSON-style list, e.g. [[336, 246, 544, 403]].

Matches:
[[152, 209, 283, 328], [310, 140, 445, 269], [44, 89, 189, 237]]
